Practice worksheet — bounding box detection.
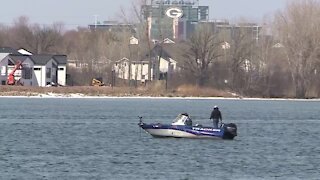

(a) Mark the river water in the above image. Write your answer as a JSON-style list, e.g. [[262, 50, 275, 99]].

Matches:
[[0, 97, 319, 180]]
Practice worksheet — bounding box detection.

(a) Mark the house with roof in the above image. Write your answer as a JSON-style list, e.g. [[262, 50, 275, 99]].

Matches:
[[8, 54, 34, 86], [150, 43, 179, 79], [28, 54, 67, 87], [0, 47, 67, 87], [0, 47, 20, 54], [52, 55, 67, 86], [0, 47, 23, 85], [113, 38, 156, 83], [114, 57, 151, 82], [147, 40, 190, 80], [112, 38, 188, 83]]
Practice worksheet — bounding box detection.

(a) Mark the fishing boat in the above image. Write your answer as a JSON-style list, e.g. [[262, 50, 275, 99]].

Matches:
[[138, 113, 237, 140]]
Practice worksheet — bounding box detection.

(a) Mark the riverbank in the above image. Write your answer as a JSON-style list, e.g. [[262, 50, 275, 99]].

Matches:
[[0, 85, 237, 98], [2, 85, 320, 101]]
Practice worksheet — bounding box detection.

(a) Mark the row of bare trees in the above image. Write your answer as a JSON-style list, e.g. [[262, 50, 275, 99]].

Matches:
[[0, 0, 320, 98], [0, 17, 63, 54], [179, 0, 320, 98], [275, 0, 320, 98]]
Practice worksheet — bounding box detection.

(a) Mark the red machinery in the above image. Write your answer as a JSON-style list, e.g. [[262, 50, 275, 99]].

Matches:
[[7, 61, 23, 85]]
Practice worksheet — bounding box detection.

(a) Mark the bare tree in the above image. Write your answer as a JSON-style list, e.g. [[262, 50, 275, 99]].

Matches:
[[274, 0, 320, 98], [9, 16, 35, 51], [33, 23, 63, 54], [183, 24, 223, 87], [225, 27, 254, 92], [0, 25, 8, 46], [119, 0, 154, 84], [8, 16, 64, 54]]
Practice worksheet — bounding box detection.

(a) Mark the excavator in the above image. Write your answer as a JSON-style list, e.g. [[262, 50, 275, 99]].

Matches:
[[7, 61, 23, 85], [91, 77, 105, 86]]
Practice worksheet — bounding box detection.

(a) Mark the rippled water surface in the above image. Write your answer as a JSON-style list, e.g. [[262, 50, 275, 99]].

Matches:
[[0, 97, 320, 180]]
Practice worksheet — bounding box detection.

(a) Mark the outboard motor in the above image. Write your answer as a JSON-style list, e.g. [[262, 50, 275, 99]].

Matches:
[[138, 116, 144, 127], [222, 123, 237, 139]]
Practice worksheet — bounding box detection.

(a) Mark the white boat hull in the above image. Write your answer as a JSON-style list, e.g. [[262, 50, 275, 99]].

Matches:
[[144, 128, 197, 138], [143, 127, 223, 139]]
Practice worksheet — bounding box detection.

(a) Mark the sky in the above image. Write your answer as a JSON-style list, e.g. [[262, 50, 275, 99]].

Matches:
[[0, 0, 289, 29]]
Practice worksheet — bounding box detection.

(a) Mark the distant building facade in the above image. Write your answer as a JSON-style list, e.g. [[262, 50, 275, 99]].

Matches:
[[87, 1, 262, 43], [141, 0, 209, 40], [201, 20, 262, 44], [0, 47, 67, 87], [88, 21, 136, 34], [113, 57, 152, 83]]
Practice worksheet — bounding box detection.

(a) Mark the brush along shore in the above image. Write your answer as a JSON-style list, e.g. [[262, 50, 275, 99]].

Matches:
[[0, 85, 237, 98]]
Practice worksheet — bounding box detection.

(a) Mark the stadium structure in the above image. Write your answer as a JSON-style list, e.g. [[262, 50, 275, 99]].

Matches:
[[141, 0, 209, 40]]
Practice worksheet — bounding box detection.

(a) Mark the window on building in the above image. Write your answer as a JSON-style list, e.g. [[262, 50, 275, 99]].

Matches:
[[8, 61, 14, 66], [59, 68, 64, 71], [46, 68, 51, 78], [22, 67, 32, 79], [1, 66, 6, 76]]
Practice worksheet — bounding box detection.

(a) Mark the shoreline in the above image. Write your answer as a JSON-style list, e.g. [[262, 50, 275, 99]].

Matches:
[[1, 86, 319, 101], [1, 93, 320, 101]]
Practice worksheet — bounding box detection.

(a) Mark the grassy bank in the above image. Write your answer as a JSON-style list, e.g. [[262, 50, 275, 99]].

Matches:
[[0, 85, 235, 98]]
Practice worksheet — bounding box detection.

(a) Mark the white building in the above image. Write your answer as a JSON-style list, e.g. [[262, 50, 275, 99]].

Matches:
[[114, 58, 152, 82], [112, 36, 187, 83], [31, 54, 60, 87], [52, 55, 67, 86], [0, 47, 67, 87]]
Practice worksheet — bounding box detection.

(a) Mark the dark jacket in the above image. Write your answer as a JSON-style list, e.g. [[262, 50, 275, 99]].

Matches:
[[210, 109, 222, 120]]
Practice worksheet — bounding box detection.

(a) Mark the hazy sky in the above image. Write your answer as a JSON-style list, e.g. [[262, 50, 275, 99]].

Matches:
[[0, 0, 288, 29]]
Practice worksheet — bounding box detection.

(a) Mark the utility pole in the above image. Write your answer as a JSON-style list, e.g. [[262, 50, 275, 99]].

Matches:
[[93, 15, 99, 30], [146, 7, 152, 84]]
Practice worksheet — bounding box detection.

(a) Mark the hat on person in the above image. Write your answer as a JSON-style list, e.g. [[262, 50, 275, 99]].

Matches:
[[213, 105, 218, 109]]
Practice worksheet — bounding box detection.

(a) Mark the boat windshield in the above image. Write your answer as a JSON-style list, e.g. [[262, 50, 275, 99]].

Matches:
[[172, 113, 192, 126], [173, 114, 185, 123]]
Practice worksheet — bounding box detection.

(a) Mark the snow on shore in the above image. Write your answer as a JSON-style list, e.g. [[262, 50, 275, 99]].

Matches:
[[0, 92, 320, 101]]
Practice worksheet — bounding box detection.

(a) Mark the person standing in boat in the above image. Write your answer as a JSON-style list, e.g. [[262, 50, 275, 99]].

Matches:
[[210, 106, 222, 128], [182, 113, 192, 126]]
